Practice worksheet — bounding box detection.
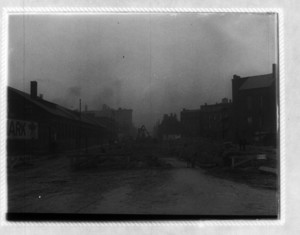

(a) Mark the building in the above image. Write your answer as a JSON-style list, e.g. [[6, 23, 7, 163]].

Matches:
[[200, 98, 233, 141], [180, 109, 201, 137], [83, 104, 134, 138], [84, 112, 118, 136], [232, 64, 277, 145], [180, 98, 233, 140], [7, 81, 113, 155], [157, 113, 181, 140]]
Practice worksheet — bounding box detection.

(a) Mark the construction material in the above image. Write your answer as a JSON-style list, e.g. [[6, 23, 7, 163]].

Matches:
[[259, 166, 277, 175]]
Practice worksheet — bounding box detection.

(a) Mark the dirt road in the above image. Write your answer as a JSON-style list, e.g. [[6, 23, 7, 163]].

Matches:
[[8, 156, 278, 216]]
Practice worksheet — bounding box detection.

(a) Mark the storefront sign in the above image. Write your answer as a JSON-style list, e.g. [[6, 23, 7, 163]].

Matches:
[[8, 119, 38, 139]]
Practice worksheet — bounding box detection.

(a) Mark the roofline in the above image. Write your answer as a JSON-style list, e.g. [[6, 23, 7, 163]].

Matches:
[[234, 72, 273, 80], [239, 82, 275, 91], [238, 76, 275, 91], [8, 86, 108, 129]]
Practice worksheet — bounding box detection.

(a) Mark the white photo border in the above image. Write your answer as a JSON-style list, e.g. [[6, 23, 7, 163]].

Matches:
[[0, 7, 285, 227]]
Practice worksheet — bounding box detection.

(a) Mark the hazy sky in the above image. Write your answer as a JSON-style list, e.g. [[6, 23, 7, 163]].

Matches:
[[8, 13, 277, 130]]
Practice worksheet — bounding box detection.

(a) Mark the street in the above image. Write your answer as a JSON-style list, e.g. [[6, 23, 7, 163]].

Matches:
[[7, 152, 278, 216]]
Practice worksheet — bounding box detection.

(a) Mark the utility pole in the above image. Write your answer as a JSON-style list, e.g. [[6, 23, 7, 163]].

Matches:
[[79, 98, 82, 152]]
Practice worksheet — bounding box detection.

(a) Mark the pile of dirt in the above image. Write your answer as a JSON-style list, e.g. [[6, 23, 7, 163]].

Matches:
[[126, 154, 173, 169], [204, 166, 278, 190], [70, 153, 173, 171]]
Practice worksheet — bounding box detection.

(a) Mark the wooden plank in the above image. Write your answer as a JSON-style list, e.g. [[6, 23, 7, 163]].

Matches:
[[259, 166, 277, 175], [231, 155, 256, 169]]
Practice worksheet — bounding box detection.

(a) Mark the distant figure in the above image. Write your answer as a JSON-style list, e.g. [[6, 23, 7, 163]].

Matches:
[[239, 133, 247, 151], [50, 133, 57, 154], [101, 146, 106, 153], [187, 153, 197, 168], [181, 143, 197, 168]]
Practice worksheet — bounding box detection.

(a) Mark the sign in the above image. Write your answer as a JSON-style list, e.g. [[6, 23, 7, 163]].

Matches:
[[8, 119, 38, 139]]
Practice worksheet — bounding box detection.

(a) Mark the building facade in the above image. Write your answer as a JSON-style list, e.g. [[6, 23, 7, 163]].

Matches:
[[180, 109, 201, 137], [180, 98, 233, 141], [157, 113, 181, 140], [7, 82, 112, 155], [232, 64, 277, 145], [200, 98, 233, 141], [83, 104, 134, 138]]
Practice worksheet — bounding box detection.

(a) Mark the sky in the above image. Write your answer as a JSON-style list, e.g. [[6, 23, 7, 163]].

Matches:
[[8, 13, 278, 130]]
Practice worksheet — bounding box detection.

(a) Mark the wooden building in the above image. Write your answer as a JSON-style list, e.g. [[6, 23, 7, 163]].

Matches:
[[7, 82, 113, 155]]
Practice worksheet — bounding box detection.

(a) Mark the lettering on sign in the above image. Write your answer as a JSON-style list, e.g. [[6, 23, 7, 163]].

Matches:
[[8, 119, 38, 139]]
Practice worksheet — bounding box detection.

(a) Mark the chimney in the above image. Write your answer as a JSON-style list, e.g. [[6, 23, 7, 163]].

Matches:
[[30, 81, 37, 99], [222, 98, 228, 104], [233, 74, 240, 80], [272, 63, 276, 77]]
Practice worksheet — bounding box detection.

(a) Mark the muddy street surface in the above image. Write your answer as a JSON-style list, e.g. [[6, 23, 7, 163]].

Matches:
[[8, 152, 278, 216]]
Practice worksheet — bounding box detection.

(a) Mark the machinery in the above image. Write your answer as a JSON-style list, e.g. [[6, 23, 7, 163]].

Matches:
[[136, 125, 151, 142]]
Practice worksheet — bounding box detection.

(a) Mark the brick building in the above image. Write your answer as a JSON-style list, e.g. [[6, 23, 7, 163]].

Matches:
[[200, 98, 233, 141], [83, 104, 134, 137], [180, 109, 201, 137], [180, 98, 233, 140], [232, 64, 277, 145], [157, 113, 181, 140]]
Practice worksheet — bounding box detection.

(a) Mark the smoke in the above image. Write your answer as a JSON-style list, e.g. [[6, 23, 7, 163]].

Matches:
[[68, 86, 81, 97], [9, 14, 277, 131], [86, 76, 123, 110]]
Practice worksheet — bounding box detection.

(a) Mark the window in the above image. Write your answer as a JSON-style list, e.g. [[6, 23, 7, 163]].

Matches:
[[259, 116, 263, 128], [247, 116, 253, 125], [260, 96, 264, 109], [247, 96, 252, 110]]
